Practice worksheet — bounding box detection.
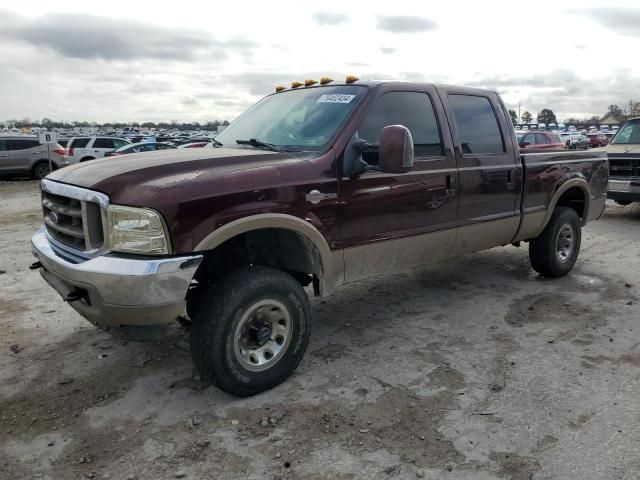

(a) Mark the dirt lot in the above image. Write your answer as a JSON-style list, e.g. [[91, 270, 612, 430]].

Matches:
[[1, 179, 640, 480]]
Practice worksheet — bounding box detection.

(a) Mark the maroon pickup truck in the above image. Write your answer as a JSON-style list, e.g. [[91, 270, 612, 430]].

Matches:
[[31, 79, 608, 396]]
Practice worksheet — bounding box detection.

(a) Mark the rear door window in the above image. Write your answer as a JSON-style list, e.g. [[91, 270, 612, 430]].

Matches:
[[93, 138, 115, 149], [448, 95, 506, 154], [358, 91, 444, 158], [8, 139, 40, 150], [535, 133, 550, 144], [69, 138, 90, 148], [113, 139, 128, 149], [0, 140, 6, 151]]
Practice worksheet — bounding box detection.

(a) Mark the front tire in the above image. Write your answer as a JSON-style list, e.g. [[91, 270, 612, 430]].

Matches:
[[529, 207, 581, 278], [190, 266, 311, 397]]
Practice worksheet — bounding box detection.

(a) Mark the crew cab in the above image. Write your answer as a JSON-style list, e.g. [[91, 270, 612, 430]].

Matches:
[[598, 117, 640, 205], [31, 79, 608, 396]]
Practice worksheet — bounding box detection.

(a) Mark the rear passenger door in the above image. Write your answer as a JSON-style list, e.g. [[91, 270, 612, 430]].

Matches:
[[92, 138, 117, 157], [439, 89, 520, 255]]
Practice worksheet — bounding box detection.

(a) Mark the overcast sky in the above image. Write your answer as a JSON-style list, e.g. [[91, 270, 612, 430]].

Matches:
[[1, 0, 639, 123]]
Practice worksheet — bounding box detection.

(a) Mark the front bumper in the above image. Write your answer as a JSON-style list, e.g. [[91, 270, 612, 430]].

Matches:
[[31, 228, 202, 336], [607, 178, 640, 202]]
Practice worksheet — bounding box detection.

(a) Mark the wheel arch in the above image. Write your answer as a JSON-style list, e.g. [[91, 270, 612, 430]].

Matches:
[[193, 214, 339, 296], [543, 178, 591, 229]]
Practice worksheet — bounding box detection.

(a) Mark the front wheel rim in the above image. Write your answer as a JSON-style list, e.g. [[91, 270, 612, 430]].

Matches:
[[556, 224, 574, 263], [233, 299, 292, 372]]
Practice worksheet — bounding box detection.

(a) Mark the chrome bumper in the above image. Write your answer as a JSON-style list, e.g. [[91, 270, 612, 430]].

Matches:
[[31, 228, 202, 333]]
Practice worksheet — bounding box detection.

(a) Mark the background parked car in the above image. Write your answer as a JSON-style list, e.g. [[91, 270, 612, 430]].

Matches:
[[517, 131, 566, 152], [65, 136, 129, 163], [587, 132, 609, 148], [104, 142, 176, 157], [177, 141, 210, 149], [0, 136, 68, 179], [559, 131, 589, 149]]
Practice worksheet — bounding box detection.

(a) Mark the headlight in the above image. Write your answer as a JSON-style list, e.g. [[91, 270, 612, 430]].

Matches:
[[107, 205, 170, 255]]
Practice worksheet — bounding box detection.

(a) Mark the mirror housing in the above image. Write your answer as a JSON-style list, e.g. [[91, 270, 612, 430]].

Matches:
[[379, 125, 414, 173]]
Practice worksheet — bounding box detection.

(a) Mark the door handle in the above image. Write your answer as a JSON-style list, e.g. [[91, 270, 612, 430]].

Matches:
[[446, 174, 457, 198]]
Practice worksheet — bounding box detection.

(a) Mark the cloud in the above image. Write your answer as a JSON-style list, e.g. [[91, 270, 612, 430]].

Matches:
[[377, 16, 437, 33], [380, 47, 396, 55], [0, 10, 255, 61], [311, 12, 350, 26], [574, 8, 640, 37]]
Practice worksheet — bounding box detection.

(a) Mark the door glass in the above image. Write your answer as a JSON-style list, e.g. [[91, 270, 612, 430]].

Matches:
[[523, 134, 535, 145], [535, 133, 550, 144], [8, 139, 40, 150], [113, 139, 128, 149], [0, 140, 7, 151], [93, 138, 115, 149], [449, 95, 506, 154], [358, 91, 444, 161]]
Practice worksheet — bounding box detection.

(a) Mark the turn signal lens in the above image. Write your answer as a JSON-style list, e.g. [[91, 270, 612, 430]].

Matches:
[[304, 79, 317, 86], [275, 85, 286, 92], [320, 77, 333, 85], [345, 75, 359, 84], [291, 81, 303, 88]]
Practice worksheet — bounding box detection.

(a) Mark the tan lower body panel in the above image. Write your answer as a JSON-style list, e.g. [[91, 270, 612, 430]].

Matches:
[[338, 217, 519, 286], [342, 229, 456, 284]]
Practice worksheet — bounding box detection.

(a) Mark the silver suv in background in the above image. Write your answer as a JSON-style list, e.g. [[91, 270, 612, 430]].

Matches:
[[65, 137, 129, 163], [0, 136, 69, 179]]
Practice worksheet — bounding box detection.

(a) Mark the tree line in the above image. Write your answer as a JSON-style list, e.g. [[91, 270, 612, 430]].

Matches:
[[506, 99, 640, 127], [1, 118, 231, 131]]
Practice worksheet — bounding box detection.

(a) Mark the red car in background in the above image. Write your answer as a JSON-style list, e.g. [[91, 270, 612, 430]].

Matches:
[[587, 132, 609, 148], [517, 131, 566, 152]]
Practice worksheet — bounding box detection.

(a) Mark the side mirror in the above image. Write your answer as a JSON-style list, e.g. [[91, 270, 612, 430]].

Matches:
[[379, 125, 414, 173]]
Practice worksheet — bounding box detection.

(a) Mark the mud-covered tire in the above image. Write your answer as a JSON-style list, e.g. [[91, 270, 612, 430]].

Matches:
[[32, 161, 52, 180], [529, 207, 581, 278], [189, 266, 311, 397]]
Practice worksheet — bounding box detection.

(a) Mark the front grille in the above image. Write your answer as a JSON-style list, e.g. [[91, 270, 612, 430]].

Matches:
[[609, 157, 640, 178], [42, 191, 104, 251]]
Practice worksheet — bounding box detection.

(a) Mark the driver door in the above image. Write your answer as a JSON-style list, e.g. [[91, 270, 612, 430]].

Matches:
[[338, 88, 458, 283]]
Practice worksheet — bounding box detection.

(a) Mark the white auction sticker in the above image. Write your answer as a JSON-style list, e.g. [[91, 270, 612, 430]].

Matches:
[[317, 94, 355, 104]]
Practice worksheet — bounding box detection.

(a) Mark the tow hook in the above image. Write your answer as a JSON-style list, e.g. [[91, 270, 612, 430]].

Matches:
[[29, 261, 42, 270], [64, 289, 88, 303]]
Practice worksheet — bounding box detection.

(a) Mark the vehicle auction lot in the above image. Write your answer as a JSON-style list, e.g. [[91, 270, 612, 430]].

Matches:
[[2, 180, 640, 480]]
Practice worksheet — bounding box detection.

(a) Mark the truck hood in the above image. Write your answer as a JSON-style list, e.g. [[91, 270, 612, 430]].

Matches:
[[47, 147, 317, 204], [595, 144, 640, 155]]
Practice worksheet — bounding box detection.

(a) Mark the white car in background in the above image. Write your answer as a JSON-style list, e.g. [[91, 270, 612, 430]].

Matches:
[[559, 131, 589, 149], [65, 136, 130, 163]]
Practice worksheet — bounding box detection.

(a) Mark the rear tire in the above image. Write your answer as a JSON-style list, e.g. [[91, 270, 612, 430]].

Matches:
[[616, 200, 633, 206], [32, 161, 52, 180], [529, 207, 581, 278], [190, 266, 311, 397], [80, 157, 95, 162]]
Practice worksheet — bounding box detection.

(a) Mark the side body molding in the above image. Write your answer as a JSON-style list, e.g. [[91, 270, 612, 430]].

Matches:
[[193, 214, 343, 296]]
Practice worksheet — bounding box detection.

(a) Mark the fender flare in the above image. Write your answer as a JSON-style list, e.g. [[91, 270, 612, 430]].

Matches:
[[542, 178, 591, 229], [193, 213, 338, 294]]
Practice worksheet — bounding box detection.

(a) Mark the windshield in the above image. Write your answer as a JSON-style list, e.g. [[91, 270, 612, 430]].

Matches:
[[612, 119, 640, 145], [215, 85, 368, 150]]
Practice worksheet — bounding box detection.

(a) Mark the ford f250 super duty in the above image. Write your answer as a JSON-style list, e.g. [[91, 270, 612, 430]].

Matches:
[[31, 78, 608, 396]]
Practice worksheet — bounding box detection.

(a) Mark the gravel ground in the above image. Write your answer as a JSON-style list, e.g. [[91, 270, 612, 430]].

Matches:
[[1, 179, 640, 480]]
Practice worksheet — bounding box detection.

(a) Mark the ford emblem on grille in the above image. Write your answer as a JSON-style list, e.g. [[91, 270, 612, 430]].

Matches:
[[48, 211, 60, 224]]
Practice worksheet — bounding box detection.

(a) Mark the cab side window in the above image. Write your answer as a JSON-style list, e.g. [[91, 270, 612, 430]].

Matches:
[[535, 133, 550, 144], [358, 91, 444, 164], [449, 94, 505, 154]]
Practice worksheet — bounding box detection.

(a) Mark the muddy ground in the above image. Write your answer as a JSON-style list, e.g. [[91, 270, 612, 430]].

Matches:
[[1, 179, 640, 480]]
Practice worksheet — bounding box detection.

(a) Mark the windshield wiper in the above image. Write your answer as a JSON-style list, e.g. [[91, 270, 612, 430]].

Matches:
[[236, 138, 281, 152]]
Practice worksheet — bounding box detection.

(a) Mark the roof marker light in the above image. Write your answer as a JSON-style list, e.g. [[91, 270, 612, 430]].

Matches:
[[291, 81, 303, 88], [275, 85, 286, 92], [304, 79, 317, 87], [345, 75, 359, 84], [320, 77, 334, 85]]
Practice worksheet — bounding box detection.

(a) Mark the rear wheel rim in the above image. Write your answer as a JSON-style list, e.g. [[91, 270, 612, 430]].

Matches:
[[233, 299, 292, 372], [556, 224, 574, 263]]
